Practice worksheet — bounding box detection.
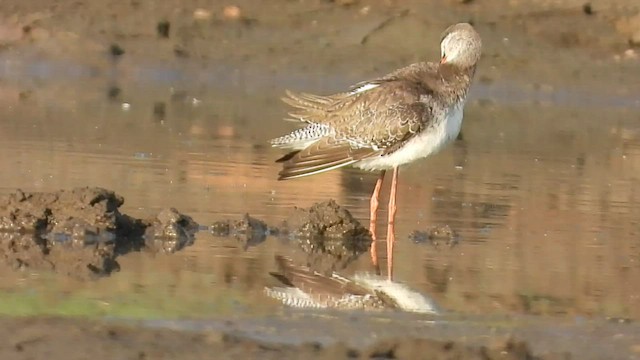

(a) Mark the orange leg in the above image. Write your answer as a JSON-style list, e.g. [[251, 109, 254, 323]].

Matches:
[[369, 170, 386, 269], [386, 166, 399, 280]]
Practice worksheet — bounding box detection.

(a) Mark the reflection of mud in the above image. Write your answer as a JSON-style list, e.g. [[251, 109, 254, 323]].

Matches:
[[144, 208, 198, 253], [283, 200, 372, 274], [0, 190, 374, 280], [210, 213, 270, 250], [0, 233, 117, 278], [210, 201, 371, 273], [0, 187, 197, 279], [409, 225, 459, 247]]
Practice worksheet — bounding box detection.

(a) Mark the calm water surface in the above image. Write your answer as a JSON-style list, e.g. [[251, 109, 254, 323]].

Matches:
[[0, 61, 639, 320]]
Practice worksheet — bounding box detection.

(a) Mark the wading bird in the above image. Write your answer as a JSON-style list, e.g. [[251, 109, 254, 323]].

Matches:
[[271, 23, 482, 279]]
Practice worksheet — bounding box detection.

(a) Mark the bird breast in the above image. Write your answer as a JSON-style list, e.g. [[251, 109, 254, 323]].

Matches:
[[354, 103, 464, 171]]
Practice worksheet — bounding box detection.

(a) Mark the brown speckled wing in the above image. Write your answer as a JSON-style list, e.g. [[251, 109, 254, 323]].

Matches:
[[276, 137, 380, 180], [275, 62, 449, 180], [284, 80, 433, 150]]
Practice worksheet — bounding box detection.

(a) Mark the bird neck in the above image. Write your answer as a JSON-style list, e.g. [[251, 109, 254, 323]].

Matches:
[[434, 63, 475, 100], [439, 63, 476, 80]]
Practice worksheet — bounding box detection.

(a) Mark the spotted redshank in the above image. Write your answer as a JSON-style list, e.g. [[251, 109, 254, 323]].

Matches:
[[271, 23, 482, 279]]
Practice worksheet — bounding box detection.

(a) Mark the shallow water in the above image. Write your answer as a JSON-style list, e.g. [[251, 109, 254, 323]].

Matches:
[[0, 58, 639, 322]]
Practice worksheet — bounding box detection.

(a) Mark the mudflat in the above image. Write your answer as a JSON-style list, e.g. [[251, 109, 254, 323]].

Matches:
[[1, 0, 640, 359]]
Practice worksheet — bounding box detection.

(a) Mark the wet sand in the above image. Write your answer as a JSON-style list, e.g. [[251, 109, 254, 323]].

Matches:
[[0, 317, 561, 360], [2, 313, 640, 360], [1, 0, 640, 358], [2, 0, 640, 90]]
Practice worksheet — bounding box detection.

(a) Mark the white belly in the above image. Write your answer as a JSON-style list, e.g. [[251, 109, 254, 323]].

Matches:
[[355, 105, 464, 171]]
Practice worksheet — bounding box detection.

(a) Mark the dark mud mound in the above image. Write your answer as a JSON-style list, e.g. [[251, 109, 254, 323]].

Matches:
[[0, 187, 197, 279], [210, 213, 270, 250], [283, 200, 372, 274], [144, 208, 199, 253], [0, 187, 123, 234], [210, 201, 372, 273]]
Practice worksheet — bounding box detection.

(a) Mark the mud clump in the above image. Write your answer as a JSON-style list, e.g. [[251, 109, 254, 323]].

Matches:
[[0, 187, 123, 234], [47, 234, 120, 278], [210, 213, 270, 250], [144, 208, 198, 253], [0, 187, 197, 279], [359, 337, 560, 360], [208, 201, 372, 272], [283, 200, 371, 274], [0, 188, 125, 279]]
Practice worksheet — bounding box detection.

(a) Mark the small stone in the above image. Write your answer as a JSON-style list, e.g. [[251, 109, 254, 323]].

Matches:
[[193, 8, 213, 21], [107, 86, 121, 100], [156, 20, 170, 38], [624, 48, 638, 59], [222, 5, 241, 20], [109, 44, 125, 57], [153, 102, 166, 121]]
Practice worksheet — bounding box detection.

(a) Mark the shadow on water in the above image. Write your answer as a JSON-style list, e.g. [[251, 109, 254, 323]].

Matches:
[[0, 55, 639, 333]]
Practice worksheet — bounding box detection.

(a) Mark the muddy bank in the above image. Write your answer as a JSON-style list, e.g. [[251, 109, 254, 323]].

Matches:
[[282, 200, 372, 274], [0, 187, 198, 279], [0, 0, 638, 96], [0, 316, 568, 360], [0, 187, 378, 280], [212, 200, 372, 274]]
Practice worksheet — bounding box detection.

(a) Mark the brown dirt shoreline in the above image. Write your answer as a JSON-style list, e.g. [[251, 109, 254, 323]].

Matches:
[[1, 0, 639, 93], [0, 316, 569, 360], [3, 314, 640, 360]]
